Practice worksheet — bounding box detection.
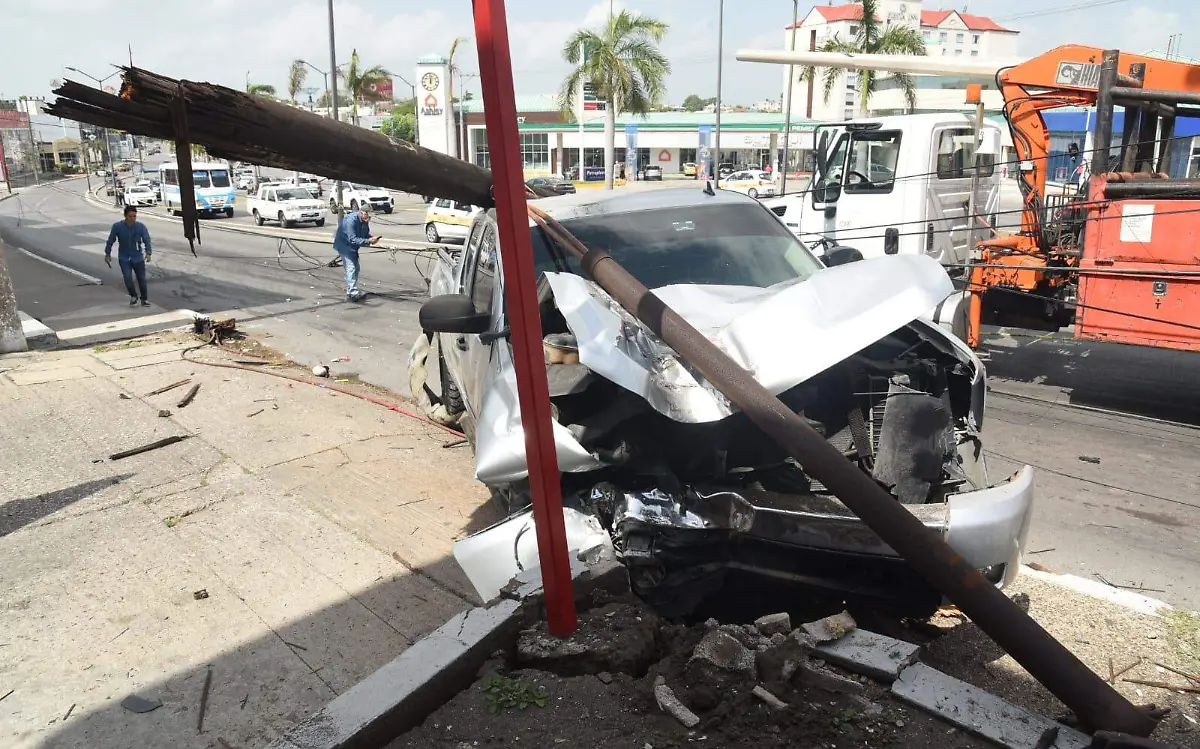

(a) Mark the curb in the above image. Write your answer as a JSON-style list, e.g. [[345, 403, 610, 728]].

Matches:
[[18, 312, 58, 349], [266, 553, 624, 749], [13, 246, 103, 286], [1020, 564, 1172, 617], [53, 309, 197, 348]]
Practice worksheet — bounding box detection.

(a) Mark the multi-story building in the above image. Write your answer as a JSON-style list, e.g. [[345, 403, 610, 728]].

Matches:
[[783, 1, 1019, 120]]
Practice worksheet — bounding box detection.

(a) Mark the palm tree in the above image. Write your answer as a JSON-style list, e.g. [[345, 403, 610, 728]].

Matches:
[[287, 60, 308, 106], [559, 10, 670, 190], [338, 49, 390, 127], [245, 71, 277, 98], [802, 0, 925, 116]]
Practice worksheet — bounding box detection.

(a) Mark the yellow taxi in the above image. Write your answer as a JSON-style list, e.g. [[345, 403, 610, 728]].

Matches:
[[682, 161, 697, 177], [716, 169, 776, 199], [425, 198, 481, 243]]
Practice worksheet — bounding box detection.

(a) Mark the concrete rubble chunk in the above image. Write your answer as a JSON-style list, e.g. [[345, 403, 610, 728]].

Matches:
[[752, 685, 788, 709], [892, 663, 1090, 749], [686, 628, 758, 693], [754, 612, 791, 637], [814, 628, 921, 682], [755, 630, 810, 687], [800, 610, 856, 643], [654, 684, 700, 728], [797, 662, 865, 695], [718, 622, 769, 652]]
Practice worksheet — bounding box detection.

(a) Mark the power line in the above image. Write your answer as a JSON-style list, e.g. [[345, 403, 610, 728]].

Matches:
[[995, 0, 1133, 22]]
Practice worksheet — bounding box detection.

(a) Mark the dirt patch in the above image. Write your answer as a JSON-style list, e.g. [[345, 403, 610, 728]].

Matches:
[[919, 576, 1199, 746], [389, 595, 994, 749]]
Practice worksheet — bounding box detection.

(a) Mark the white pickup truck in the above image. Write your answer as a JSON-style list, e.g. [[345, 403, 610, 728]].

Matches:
[[246, 184, 328, 228], [334, 183, 394, 214]]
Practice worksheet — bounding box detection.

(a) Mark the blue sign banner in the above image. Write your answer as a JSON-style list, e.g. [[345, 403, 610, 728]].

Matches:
[[625, 124, 638, 181], [697, 125, 712, 181]]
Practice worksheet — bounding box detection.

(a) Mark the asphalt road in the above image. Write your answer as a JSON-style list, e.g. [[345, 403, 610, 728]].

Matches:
[[0, 178, 438, 396], [3, 177, 1198, 611]]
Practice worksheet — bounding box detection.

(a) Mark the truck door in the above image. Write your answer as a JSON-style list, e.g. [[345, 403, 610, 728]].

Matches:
[[925, 126, 997, 267], [824, 126, 905, 259]]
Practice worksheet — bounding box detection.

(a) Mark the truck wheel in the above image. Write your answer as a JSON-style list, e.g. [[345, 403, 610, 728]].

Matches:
[[425, 223, 441, 243], [315, 218, 325, 227], [224, 207, 234, 218], [438, 350, 464, 415], [349, 200, 359, 212], [253, 210, 264, 226], [279, 212, 294, 229]]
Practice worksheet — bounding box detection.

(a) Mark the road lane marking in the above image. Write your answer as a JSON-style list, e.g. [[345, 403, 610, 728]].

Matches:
[[13, 246, 103, 285]]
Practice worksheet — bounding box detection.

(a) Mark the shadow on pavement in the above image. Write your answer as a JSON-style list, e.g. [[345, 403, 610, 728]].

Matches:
[[981, 330, 1200, 425], [0, 475, 133, 538], [31, 499, 503, 749]]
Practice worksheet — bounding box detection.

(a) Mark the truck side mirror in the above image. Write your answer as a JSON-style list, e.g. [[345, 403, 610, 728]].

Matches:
[[419, 294, 490, 334], [812, 182, 841, 205]]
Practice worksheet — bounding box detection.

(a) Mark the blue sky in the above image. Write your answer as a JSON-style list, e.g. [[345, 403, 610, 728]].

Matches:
[[2, 1, 1197, 106]]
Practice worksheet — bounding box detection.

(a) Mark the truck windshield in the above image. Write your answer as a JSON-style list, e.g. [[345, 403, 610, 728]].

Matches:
[[210, 169, 231, 188], [192, 171, 211, 188], [530, 203, 823, 289]]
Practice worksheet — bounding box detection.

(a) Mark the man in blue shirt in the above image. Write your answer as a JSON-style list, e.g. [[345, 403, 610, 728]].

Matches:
[[332, 203, 379, 302], [104, 205, 153, 307]]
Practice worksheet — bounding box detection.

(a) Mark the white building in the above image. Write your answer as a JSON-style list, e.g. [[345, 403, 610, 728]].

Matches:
[[783, 1, 1019, 119]]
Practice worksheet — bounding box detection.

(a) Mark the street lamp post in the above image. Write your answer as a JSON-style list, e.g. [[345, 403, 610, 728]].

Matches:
[[327, 0, 344, 216], [713, 0, 725, 180], [393, 72, 419, 146], [298, 60, 330, 116], [780, 0, 798, 196], [65, 67, 121, 201]]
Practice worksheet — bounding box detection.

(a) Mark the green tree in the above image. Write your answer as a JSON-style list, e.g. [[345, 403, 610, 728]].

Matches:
[[245, 74, 277, 98], [287, 60, 307, 105], [801, 0, 925, 116], [682, 94, 705, 112], [559, 10, 670, 189], [338, 49, 391, 126], [380, 112, 415, 142]]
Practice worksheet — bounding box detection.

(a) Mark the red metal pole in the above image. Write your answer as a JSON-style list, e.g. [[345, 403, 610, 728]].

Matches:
[[472, 0, 577, 636]]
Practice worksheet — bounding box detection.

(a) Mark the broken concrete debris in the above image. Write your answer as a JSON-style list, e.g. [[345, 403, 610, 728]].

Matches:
[[653, 683, 700, 728], [814, 628, 921, 682], [800, 610, 857, 643], [754, 612, 791, 637], [751, 685, 788, 709], [685, 629, 758, 690], [797, 662, 865, 695]]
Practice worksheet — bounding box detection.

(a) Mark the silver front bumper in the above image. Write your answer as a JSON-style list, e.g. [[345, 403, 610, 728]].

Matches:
[[946, 465, 1035, 588]]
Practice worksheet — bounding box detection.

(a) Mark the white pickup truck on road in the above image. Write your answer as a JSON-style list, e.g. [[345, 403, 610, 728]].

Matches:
[[334, 183, 394, 214], [246, 184, 328, 228]]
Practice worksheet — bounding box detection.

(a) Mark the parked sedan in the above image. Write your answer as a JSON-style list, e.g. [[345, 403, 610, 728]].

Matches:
[[682, 162, 697, 177], [643, 164, 663, 181], [124, 185, 158, 207], [526, 176, 577, 196]]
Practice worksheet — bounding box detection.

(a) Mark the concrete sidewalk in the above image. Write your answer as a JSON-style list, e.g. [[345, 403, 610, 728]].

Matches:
[[0, 333, 500, 749]]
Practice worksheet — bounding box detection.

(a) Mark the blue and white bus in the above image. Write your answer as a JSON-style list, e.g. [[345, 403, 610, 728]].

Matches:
[[158, 161, 237, 217]]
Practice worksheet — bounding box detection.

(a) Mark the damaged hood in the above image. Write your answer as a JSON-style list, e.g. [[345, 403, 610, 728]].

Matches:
[[475, 254, 954, 485]]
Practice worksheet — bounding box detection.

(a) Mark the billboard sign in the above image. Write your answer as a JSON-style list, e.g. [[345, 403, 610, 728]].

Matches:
[[697, 125, 712, 181], [625, 125, 638, 181], [365, 78, 394, 102]]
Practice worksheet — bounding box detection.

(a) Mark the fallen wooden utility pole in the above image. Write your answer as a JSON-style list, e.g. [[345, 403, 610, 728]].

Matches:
[[48, 61, 1157, 736], [46, 69, 493, 209]]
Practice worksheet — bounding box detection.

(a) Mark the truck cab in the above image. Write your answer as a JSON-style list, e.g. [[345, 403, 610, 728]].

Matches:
[[765, 114, 1003, 271]]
